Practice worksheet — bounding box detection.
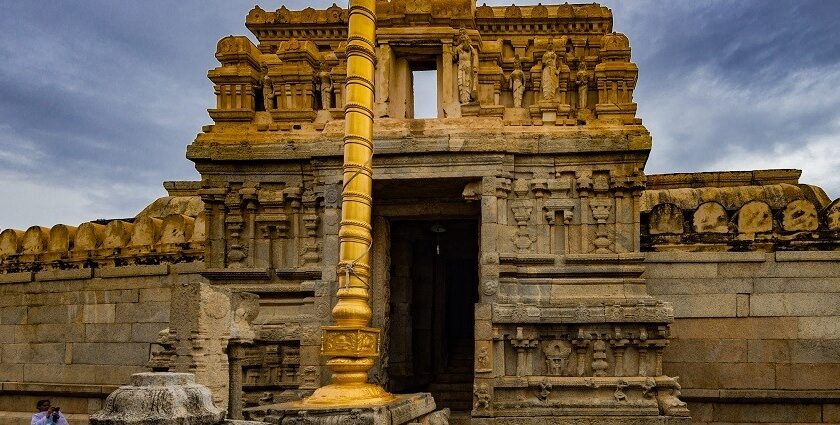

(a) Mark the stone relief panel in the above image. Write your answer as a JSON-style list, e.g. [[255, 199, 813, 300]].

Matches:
[[199, 179, 331, 273], [239, 341, 304, 407]]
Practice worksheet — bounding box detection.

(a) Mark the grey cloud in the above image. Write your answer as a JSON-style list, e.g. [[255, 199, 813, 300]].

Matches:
[[597, 0, 840, 197]]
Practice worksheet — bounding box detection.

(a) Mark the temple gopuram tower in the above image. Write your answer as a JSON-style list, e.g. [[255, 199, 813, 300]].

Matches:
[[188, 1, 691, 423]]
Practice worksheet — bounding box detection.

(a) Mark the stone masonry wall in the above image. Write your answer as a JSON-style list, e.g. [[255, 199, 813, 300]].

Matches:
[[644, 251, 840, 424], [0, 263, 203, 425]]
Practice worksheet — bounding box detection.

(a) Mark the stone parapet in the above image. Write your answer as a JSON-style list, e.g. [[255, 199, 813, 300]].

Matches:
[[640, 174, 840, 252], [0, 195, 205, 272]]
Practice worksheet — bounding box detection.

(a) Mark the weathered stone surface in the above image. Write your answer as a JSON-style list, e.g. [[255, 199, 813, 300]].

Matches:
[[664, 362, 775, 390], [692, 202, 729, 233], [658, 294, 737, 318], [21, 226, 49, 254], [115, 301, 170, 323], [826, 199, 840, 230], [665, 339, 748, 363], [736, 201, 773, 234], [90, 373, 225, 425], [86, 323, 133, 342], [775, 363, 840, 390], [712, 402, 822, 423], [798, 317, 840, 339], [671, 317, 799, 340], [649, 204, 684, 235], [72, 343, 150, 366], [259, 393, 437, 425], [84, 304, 116, 324], [751, 293, 840, 316], [780, 199, 819, 231], [0, 229, 24, 257]]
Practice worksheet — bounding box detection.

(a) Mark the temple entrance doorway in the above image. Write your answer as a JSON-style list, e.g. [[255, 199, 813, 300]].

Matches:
[[386, 218, 478, 412]]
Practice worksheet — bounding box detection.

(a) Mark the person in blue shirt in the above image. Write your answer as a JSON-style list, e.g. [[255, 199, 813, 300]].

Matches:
[[31, 399, 69, 425]]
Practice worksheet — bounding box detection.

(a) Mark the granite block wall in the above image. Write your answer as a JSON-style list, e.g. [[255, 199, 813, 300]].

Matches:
[[645, 251, 840, 424], [0, 263, 203, 424]]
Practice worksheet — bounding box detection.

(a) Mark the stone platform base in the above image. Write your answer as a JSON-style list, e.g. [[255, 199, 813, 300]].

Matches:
[[472, 416, 690, 425], [253, 393, 444, 425]]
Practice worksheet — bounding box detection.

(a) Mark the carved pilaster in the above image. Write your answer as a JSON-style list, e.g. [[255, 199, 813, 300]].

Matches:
[[590, 197, 613, 254], [510, 179, 535, 253], [510, 327, 539, 377]]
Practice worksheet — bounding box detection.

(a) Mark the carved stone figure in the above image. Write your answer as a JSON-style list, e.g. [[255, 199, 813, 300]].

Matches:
[[477, 347, 490, 370], [454, 28, 477, 104], [614, 380, 629, 402], [316, 62, 332, 109], [541, 39, 560, 101], [261, 65, 274, 111], [509, 57, 526, 108], [474, 383, 491, 409], [576, 62, 591, 110]]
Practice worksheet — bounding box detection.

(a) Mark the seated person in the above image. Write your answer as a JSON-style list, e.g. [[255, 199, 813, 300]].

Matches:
[[31, 399, 69, 425]]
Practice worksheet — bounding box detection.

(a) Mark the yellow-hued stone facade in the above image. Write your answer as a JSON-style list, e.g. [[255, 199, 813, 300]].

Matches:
[[1, 2, 839, 425]]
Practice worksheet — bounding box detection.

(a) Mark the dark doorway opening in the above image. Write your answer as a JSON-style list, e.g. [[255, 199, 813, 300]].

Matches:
[[386, 219, 478, 412]]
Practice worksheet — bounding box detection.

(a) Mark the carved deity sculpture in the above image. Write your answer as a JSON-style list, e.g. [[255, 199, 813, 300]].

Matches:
[[315, 62, 332, 109], [540, 39, 560, 101], [454, 28, 477, 104], [509, 56, 526, 108], [575, 62, 591, 110], [261, 66, 274, 111]]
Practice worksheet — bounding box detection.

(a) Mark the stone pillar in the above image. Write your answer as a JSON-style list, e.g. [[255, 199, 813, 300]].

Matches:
[[440, 42, 459, 118], [228, 344, 247, 420], [375, 43, 393, 118]]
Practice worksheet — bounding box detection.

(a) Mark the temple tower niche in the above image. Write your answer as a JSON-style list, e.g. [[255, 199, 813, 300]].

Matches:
[[188, 1, 690, 423]]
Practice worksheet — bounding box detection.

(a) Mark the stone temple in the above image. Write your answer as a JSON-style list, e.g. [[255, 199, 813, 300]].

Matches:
[[1, 1, 840, 424]]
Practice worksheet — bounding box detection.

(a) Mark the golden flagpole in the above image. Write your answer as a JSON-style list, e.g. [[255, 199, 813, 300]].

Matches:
[[301, 0, 395, 407]]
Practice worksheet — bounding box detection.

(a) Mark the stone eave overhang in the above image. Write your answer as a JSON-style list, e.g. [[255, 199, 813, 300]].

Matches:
[[186, 125, 652, 164]]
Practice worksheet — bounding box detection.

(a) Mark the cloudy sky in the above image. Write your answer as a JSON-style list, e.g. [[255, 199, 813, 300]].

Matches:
[[1, 1, 838, 229]]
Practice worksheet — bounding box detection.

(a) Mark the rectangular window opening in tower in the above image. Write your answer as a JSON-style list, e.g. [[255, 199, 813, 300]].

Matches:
[[412, 69, 437, 119]]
